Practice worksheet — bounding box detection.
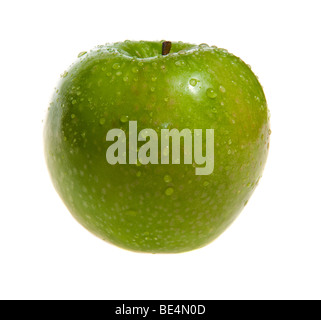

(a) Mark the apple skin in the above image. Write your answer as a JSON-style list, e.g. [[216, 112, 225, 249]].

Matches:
[[44, 41, 270, 253]]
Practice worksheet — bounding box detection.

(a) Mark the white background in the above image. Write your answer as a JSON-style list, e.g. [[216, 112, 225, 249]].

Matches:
[[0, 0, 320, 300]]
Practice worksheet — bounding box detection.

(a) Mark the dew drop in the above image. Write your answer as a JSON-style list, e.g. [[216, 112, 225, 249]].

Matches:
[[206, 88, 217, 99], [116, 71, 122, 76], [200, 43, 209, 48], [151, 76, 157, 82], [189, 79, 198, 87], [219, 85, 226, 93], [99, 118, 106, 125], [211, 107, 217, 114], [120, 115, 129, 123], [72, 100, 77, 105], [78, 51, 87, 58], [123, 76, 129, 82], [113, 63, 121, 70], [150, 87, 155, 92], [165, 187, 174, 196], [61, 71, 68, 78], [132, 67, 139, 74], [164, 175, 172, 183]]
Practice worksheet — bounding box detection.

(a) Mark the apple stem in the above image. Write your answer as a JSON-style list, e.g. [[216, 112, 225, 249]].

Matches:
[[162, 41, 172, 56]]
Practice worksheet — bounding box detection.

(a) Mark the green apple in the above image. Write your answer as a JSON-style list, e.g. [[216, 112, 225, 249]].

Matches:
[[44, 40, 270, 253]]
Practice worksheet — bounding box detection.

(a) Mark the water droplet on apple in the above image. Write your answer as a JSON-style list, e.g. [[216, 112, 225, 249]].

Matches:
[[219, 86, 226, 93], [189, 79, 198, 87], [164, 175, 172, 183], [99, 118, 106, 125], [72, 100, 77, 105], [120, 115, 129, 123], [113, 63, 121, 70], [268, 129, 272, 135], [78, 51, 87, 58], [203, 181, 210, 187], [132, 67, 139, 74], [136, 171, 142, 178], [211, 107, 217, 113], [150, 87, 155, 92], [61, 71, 68, 78], [228, 139, 232, 145], [165, 187, 174, 196], [206, 88, 217, 99], [151, 76, 157, 82], [123, 76, 129, 82], [116, 71, 122, 76], [71, 114, 76, 119], [200, 43, 209, 48]]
